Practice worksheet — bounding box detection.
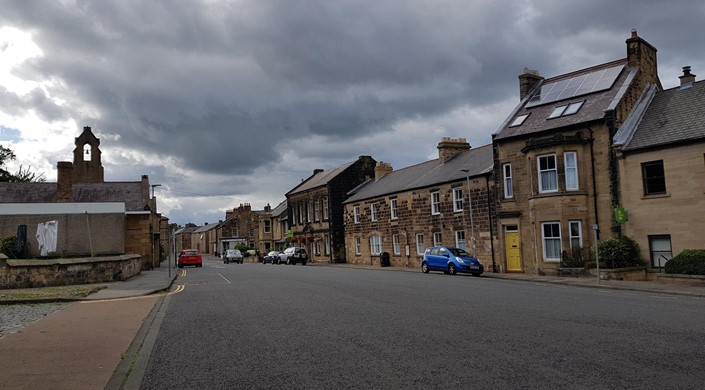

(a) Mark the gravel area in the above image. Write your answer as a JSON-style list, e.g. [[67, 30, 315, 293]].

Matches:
[[0, 302, 71, 339]]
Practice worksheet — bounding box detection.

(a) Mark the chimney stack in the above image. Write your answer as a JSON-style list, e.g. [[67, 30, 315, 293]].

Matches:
[[679, 66, 696, 88], [518, 68, 543, 101], [56, 161, 73, 202], [437, 137, 471, 161], [626, 29, 658, 86], [374, 161, 393, 181]]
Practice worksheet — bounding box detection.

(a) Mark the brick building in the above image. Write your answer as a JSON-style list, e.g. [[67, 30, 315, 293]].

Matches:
[[491, 30, 660, 274], [344, 138, 495, 270]]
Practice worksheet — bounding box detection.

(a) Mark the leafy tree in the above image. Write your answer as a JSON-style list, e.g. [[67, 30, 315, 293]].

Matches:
[[0, 145, 45, 182]]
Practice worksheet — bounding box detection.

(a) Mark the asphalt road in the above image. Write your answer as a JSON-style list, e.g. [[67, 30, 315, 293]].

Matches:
[[138, 259, 705, 389]]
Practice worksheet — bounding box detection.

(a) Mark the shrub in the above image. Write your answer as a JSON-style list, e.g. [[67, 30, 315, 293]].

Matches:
[[595, 236, 643, 269], [664, 249, 705, 275], [561, 246, 590, 268], [1, 234, 17, 258]]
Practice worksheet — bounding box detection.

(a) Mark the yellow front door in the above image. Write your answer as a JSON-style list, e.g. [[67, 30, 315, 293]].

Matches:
[[505, 232, 522, 271]]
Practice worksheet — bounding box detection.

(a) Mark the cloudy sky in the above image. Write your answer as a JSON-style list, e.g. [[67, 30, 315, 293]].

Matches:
[[1, 0, 704, 226]]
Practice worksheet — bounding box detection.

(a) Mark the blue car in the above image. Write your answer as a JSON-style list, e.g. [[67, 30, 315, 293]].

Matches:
[[421, 246, 484, 276]]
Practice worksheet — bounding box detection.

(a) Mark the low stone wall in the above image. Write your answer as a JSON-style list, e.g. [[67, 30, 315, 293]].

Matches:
[[0, 254, 142, 289], [651, 273, 705, 286]]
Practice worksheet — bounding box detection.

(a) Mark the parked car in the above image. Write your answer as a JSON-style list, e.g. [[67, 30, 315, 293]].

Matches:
[[224, 249, 243, 264], [279, 247, 308, 265], [262, 251, 280, 264], [178, 249, 202, 268], [421, 246, 483, 276]]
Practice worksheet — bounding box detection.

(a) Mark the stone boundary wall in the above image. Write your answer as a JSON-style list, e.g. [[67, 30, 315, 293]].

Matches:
[[0, 254, 141, 289]]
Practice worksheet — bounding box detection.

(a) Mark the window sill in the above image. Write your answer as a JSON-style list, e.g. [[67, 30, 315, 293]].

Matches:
[[530, 190, 588, 200], [641, 193, 670, 200]]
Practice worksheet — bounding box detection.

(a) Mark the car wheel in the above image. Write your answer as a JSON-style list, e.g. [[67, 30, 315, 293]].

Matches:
[[472, 272, 481, 277], [421, 262, 429, 273], [178, 264, 183, 269], [448, 263, 456, 275], [302, 261, 307, 266], [286, 258, 291, 265]]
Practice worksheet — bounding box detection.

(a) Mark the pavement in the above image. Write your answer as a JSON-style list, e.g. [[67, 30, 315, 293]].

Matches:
[[1, 258, 705, 389]]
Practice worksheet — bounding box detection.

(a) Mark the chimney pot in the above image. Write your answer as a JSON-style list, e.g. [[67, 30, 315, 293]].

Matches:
[[679, 66, 696, 88]]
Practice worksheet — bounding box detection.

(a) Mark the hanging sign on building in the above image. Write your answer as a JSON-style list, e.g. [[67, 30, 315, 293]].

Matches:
[[614, 207, 628, 224]]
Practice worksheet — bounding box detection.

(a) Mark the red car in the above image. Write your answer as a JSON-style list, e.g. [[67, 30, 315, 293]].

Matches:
[[178, 249, 202, 268]]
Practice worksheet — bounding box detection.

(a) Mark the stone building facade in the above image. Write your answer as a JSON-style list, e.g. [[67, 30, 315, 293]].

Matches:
[[0, 126, 164, 269], [491, 30, 661, 275], [344, 138, 496, 270], [286, 156, 376, 263], [613, 71, 705, 267]]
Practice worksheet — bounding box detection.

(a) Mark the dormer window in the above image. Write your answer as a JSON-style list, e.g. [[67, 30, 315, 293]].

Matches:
[[509, 113, 529, 127], [548, 101, 584, 119]]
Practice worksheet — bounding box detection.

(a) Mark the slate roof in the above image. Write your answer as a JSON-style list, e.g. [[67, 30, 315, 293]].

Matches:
[[344, 144, 493, 204], [287, 160, 357, 195], [174, 226, 198, 235], [494, 59, 636, 141], [193, 224, 217, 233], [0, 182, 147, 211], [616, 80, 705, 152], [270, 199, 287, 219]]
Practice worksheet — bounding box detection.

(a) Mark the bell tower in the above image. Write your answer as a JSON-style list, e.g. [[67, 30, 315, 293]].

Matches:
[[72, 126, 104, 183]]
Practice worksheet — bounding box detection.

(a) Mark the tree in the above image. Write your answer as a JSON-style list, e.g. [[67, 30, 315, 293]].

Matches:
[[0, 145, 45, 182]]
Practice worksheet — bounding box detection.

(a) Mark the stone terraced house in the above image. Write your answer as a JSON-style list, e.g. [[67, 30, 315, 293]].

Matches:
[[286, 155, 376, 263], [491, 30, 660, 275], [344, 138, 495, 270], [613, 68, 705, 268]]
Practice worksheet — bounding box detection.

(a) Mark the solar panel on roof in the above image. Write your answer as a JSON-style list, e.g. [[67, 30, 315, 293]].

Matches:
[[526, 64, 624, 108]]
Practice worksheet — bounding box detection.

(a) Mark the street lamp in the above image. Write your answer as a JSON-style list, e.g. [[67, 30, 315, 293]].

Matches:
[[459, 169, 476, 257]]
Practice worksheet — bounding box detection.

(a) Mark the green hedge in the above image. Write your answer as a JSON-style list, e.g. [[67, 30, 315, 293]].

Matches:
[[596, 236, 643, 269], [665, 249, 705, 275]]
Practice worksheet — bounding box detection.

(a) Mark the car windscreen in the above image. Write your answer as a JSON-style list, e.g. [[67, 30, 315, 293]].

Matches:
[[449, 248, 471, 257], [184, 251, 199, 255]]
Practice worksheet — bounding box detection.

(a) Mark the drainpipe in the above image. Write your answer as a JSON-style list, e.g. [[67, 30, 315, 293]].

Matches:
[[588, 127, 600, 240], [484, 174, 497, 272]]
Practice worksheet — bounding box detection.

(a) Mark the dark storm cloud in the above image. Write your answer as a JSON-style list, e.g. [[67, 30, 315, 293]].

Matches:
[[2, 0, 705, 225]]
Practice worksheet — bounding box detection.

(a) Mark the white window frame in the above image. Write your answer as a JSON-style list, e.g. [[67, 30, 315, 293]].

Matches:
[[541, 222, 562, 262], [433, 232, 442, 247], [263, 220, 271, 233], [431, 191, 441, 215], [298, 203, 304, 224], [323, 196, 329, 220], [307, 200, 312, 223], [314, 240, 321, 256], [390, 198, 398, 220], [538, 154, 558, 193], [324, 234, 330, 255], [416, 234, 425, 255], [355, 237, 361, 255], [453, 187, 463, 212], [353, 206, 360, 224], [370, 235, 382, 255], [455, 230, 466, 250], [392, 234, 401, 255], [370, 203, 378, 222], [503, 163, 513, 199], [569, 220, 582, 249], [314, 198, 320, 221], [565, 152, 579, 191]]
